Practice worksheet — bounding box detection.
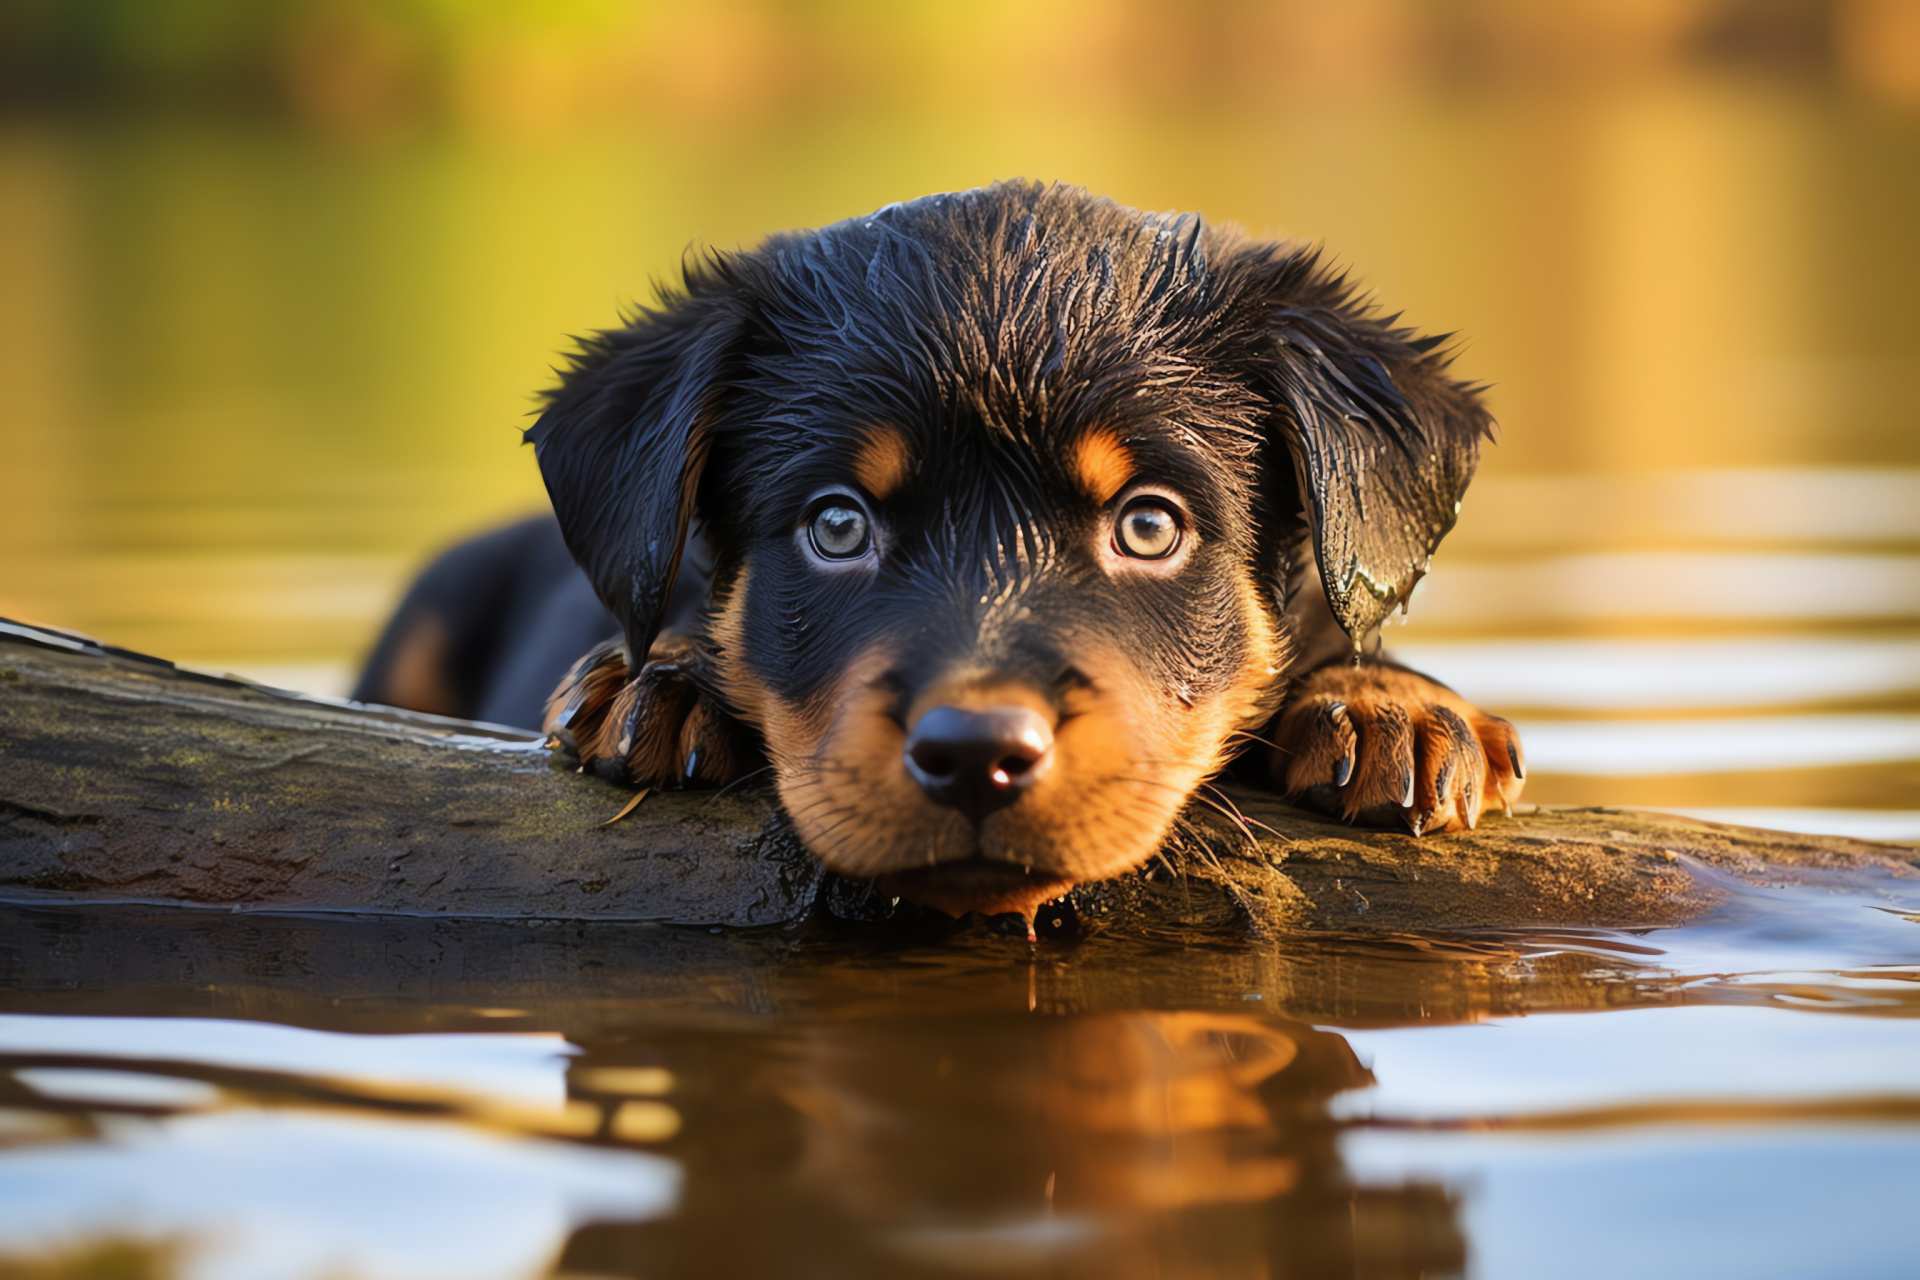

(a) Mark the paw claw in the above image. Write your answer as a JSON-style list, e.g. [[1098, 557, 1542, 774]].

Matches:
[[615, 698, 641, 760], [542, 635, 754, 792], [553, 683, 598, 733], [1273, 662, 1525, 835]]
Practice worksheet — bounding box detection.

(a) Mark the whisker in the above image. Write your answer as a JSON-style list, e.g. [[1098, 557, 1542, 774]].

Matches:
[[1199, 782, 1289, 845], [1103, 773, 1260, 848], [1168, 814, 1225, 876], [704, 764, 777, 804]]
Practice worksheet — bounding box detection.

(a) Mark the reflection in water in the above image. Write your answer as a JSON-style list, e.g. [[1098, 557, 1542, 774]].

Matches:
[[2, 889, 1917, 1278], [0, 1111, 678, 1280], [0, 1015, 578, 1111], [575, 1011, 1466, 1278], [1337, 1006, 1920, 1121], [783, 1012, 1331, 1216], [0, 1005, 1459, 1279], [1343, 1129, 1920, 1280]]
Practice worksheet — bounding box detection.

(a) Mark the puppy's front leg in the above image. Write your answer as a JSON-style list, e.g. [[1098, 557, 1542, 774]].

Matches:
[[1270, 663, 1525, 835], [544, 636, 756, 788]]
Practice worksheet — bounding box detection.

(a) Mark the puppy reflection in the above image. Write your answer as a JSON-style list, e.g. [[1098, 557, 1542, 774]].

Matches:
[[565, 1008, 1467, 1277], [778, 1011, 1366, 1227]]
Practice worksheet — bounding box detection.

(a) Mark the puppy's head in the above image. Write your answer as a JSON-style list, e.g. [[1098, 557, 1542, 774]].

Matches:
[[530, 183, 1490, 918]]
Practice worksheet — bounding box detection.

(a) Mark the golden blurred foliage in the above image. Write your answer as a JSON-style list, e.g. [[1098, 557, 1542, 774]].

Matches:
[[6, 0, 1920, 136], [1836, 0, 1920, 103]]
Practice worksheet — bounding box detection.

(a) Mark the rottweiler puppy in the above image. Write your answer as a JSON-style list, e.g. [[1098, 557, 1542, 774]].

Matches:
[[357, 182, 1524, 921]]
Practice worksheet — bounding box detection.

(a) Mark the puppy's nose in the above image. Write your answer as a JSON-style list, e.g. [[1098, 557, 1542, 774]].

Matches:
[[903, 705, 1054, 824]]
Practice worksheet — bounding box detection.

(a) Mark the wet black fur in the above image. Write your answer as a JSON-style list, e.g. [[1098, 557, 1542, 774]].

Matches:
[[523, 181, 1491, 741]]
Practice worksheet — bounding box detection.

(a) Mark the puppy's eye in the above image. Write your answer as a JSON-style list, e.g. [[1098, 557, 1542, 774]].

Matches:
[[1115, 499, 1181, 560], [808, 502, 871, 560]]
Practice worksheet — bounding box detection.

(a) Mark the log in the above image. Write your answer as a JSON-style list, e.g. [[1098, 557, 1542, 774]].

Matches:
[[3, 618, 1914, 936]]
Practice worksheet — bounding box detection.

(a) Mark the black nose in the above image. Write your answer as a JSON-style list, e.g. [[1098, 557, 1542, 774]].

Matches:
[[903, 705, 1055, 824]]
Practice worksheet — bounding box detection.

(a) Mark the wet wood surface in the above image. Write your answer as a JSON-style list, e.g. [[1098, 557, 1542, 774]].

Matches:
[[3, 619, 1914, 935]]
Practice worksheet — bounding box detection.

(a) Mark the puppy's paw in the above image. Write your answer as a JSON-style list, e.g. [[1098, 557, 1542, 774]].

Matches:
[[543, 637, 753, 788], [1270, 663, 1525, 835]]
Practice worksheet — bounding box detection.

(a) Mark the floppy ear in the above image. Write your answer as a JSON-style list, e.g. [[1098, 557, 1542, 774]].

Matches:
[[1256, 252, 1494, 646], [525, 271, 750, 661]]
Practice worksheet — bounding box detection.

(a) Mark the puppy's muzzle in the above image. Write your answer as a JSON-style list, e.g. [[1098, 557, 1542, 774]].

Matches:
[[903, 705, 1054, 825]]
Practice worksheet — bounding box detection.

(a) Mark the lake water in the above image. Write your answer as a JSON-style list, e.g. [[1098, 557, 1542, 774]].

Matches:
[[2, 58, 1918, 1280], [2, 884, 1917, 1279]]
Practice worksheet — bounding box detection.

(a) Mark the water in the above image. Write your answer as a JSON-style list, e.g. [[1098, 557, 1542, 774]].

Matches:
[[4, 20, 1920, 1277], [3, 881, 1917, 1279]]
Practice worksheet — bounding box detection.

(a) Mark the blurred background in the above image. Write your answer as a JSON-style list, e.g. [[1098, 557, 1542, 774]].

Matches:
[[2, 0, 1917, 834]]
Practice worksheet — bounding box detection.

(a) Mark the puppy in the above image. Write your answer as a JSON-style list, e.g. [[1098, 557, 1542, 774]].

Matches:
[[360, 182, 1524, 921]]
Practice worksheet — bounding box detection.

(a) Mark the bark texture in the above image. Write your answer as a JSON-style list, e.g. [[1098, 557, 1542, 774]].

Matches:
[[3, 620, 1914, 934]]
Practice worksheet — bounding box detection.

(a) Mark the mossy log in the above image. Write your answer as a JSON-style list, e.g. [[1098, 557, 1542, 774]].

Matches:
[[2, 618, 1913, 936]]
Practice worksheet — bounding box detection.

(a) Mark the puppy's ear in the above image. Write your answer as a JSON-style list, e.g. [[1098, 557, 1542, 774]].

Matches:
[[525, 269, 749, 660], [1253, 249, 1494, 645]]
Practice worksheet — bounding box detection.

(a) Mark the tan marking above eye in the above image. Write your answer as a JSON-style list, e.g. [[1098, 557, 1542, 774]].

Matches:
[[850, 426, 912, 501], [1071, 429, 1134, 505]]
